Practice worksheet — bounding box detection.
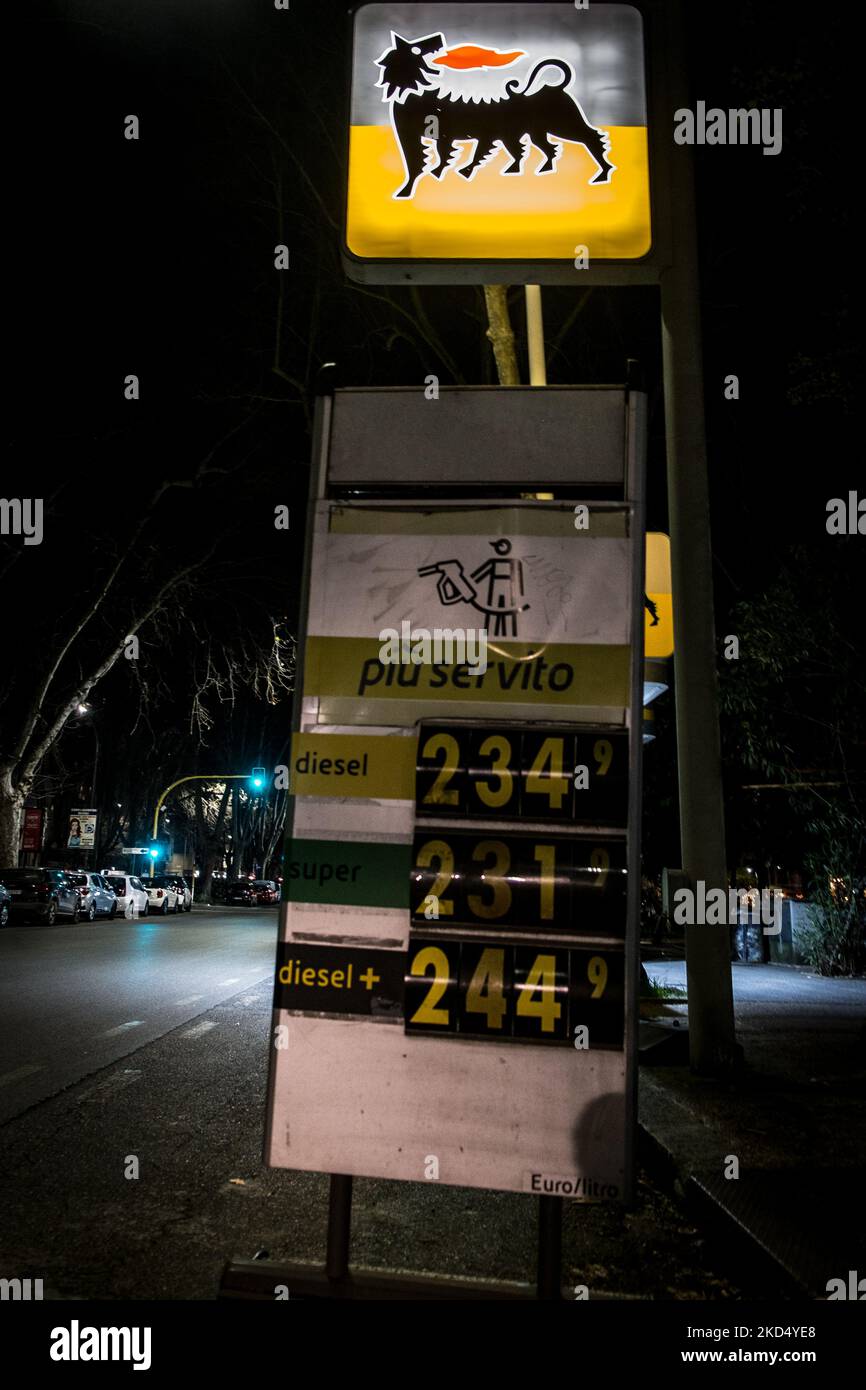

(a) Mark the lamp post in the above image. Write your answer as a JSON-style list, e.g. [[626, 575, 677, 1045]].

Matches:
[[76, 704, 100, 867]]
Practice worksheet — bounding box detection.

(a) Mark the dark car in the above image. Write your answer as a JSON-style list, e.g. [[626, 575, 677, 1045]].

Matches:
[[0, 868, 81, 924], [0, 880, 12, 927], [251, 879, 279, 905], [69, 871, 118, 921], [226, 879, 258, 906]]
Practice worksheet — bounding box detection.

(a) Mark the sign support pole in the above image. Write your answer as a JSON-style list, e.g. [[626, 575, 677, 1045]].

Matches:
[[325, 1175, 353, 1280], [525, 285, 547, 385], [660, 0, 737, 1074], [525, 283, 565, 1302]]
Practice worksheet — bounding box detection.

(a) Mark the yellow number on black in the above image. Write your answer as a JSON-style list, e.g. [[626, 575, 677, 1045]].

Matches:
[[422, 732, 461, 807], [516, 954, 561, 1034], [465, 948, 507, 1031], [475, 734, 513, 808], [588, 955, 608, 998], [415, 839, 454, 916], [409, 946, 452, 1026], [534, 843, 556, 920], [589, 846, 610, 889], [593, 739, 613, 777], [468, 840, 512, 920], [526, 737, 568, 810]]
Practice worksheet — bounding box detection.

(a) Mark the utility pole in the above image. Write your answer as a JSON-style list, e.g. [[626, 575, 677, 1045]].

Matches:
[[660, 0, 737, 1073]]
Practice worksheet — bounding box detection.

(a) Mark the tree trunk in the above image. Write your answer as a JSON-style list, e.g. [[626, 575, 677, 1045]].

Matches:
[[0, 769, 24, 866], [483, 286, 520, 386]]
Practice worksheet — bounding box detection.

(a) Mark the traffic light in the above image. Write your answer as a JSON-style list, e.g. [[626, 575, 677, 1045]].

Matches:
[[250, 766, 267, 791], [148, 838, 169, 860]]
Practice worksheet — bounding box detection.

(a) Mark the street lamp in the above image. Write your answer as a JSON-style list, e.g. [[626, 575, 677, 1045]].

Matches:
[[75, 703, 100, 865]]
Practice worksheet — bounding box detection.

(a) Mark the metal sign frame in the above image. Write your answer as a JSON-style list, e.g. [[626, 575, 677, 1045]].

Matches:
[[247, 385, 645, 1299]]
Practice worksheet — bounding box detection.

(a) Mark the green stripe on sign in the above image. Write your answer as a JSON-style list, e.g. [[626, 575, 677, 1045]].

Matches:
[[284, 839, 410, 908]]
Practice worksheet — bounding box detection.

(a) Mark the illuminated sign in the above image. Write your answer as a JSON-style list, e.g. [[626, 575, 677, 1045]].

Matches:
[[344, 2, 651, 281]]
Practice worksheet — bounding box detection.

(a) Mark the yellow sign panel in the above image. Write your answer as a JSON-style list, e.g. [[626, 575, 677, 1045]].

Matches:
[[290, 733, 416, 800], [645, 533, 673, 658], [347, 127, 651, 261], [346, 4, 651, 271]]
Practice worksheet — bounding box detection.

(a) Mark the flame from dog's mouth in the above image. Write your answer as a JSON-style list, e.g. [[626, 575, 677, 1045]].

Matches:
[[433, 44, 525, 70]]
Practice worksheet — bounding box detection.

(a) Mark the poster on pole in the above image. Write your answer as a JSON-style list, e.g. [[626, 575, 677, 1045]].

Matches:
[[67, 809, 97, 850]]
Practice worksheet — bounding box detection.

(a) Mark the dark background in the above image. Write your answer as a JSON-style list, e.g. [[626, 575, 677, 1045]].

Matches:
[[6, 0, 861, 877]]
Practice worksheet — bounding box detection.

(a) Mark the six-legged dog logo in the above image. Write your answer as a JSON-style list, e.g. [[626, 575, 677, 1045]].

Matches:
[[376, 32, 616, 200]]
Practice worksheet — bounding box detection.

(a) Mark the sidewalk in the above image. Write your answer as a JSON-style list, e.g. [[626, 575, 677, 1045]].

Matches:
[[637, 960, 866, 1298]]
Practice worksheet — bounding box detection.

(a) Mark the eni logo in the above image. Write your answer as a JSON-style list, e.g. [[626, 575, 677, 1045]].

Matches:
[[376, 32, 616, 200]]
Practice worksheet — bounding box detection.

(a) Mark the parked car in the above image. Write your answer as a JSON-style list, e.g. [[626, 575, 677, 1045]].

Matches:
[[226, 879, 258, 906], [251, 879, 279, 905], [69, 871, 118, 921], [143, 876, 179, 915], [103, 872, 150, 918], [0, 867, 82, 924], [0, 880, 12, 927], [155, 874, 193, 912]]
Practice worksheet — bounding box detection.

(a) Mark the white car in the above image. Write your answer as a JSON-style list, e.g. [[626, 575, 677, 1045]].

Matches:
[[104, 873, 150, 918], [143, 877, 180, 915]]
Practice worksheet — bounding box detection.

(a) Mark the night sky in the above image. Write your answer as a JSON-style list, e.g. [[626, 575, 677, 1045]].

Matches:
[[7, 0, 861, 868]]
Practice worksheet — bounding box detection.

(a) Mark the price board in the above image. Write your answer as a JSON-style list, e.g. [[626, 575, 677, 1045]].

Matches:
[[405, 939, 624, 1047], [415, 722, 629, 825], [411, 829, 627, 936], [265, 385, 645, 1202]]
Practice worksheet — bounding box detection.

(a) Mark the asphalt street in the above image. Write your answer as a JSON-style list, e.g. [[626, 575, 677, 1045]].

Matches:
[[0, 909, 742, 1300], [0, 907, 276, 1122]]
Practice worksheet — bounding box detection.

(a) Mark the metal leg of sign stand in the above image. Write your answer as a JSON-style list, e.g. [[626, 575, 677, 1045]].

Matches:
[[325, 1174, 353, 1281], [219, 1170, 541, 1299], [536, 1196, 563, 1300]]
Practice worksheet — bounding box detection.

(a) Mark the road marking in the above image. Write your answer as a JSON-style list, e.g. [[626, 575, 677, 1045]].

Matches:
[[218, 977, 241, 985], [239, 994, 261, 1006], [0, 1063, 43, 1088], [101, 1021, 144, 1037], [173, 995, 204, 1006], [182, 1021, 217, 1040]]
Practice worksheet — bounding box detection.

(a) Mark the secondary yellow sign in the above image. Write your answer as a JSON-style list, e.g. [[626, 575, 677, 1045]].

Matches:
[[645, 533, 673, 658], [345, 3, 651, 270]]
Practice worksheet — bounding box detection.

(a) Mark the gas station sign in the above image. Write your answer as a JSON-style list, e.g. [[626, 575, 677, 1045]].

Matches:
[[344, 2, 652, 282]]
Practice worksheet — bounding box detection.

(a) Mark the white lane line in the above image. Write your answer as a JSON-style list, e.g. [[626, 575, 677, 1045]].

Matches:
[[217, 977, 241, 985], [173, 995, 204, 1006], [101, 1021, 144, 1037], [239, 994, 261, 1006], [0, 1063, 43, 1088], [182, 1021, 217, 1040]]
